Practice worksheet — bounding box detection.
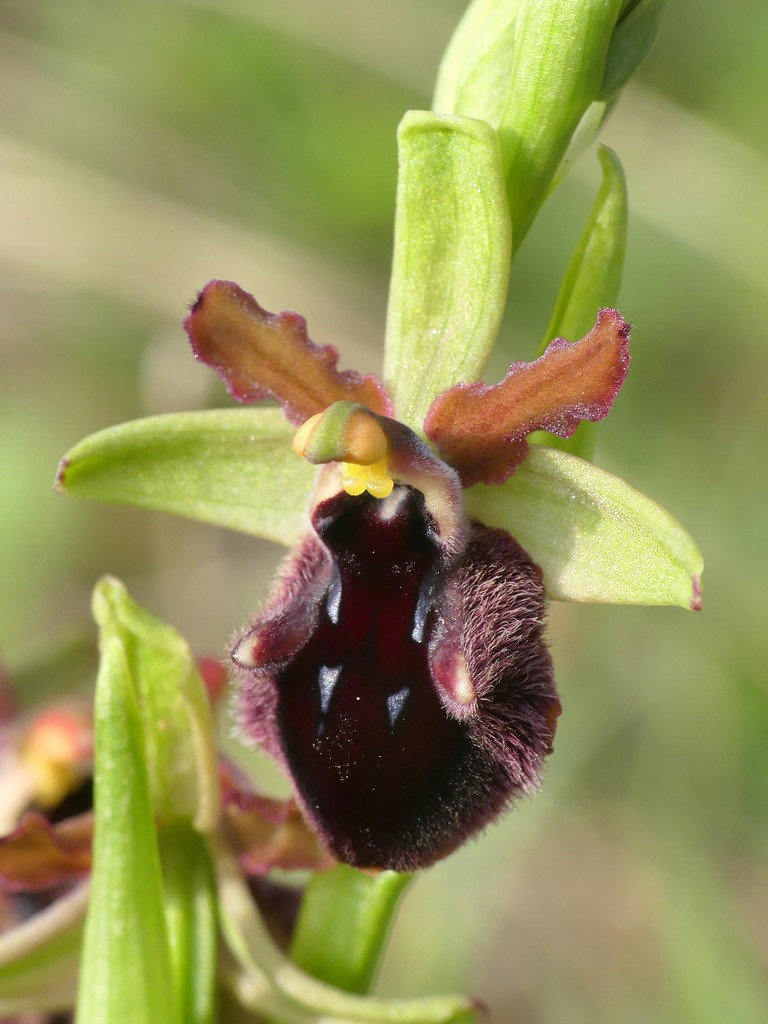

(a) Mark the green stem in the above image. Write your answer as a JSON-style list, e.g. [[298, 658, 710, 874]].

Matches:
[[289, 866, 413, 995]]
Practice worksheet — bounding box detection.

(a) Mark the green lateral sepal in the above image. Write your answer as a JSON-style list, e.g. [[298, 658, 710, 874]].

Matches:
[[465, 445, 703, 609], [56, 408, 315, 547]]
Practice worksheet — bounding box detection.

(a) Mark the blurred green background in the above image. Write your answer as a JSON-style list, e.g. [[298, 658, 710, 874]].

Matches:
[[1, 1, 766, 1021]]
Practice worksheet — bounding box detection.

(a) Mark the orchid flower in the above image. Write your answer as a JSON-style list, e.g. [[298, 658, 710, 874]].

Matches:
[[2, 2, 702, 1022], [183, 282, 636, 872], [50, 256, 700, 881]]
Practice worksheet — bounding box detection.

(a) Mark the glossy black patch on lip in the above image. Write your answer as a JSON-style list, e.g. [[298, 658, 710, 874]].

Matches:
[[275, 487, 485, 869]]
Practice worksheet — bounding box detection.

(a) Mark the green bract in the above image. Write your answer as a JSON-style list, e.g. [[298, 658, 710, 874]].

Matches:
[[159, 825, 218, 1024], [540, 146, 628, 354], [92, 578, 220, 831], [76, 578, 219, 1024], [536, 144, 628, 460], [77, 614, 181, 1024], [289, 867, 413, 995]]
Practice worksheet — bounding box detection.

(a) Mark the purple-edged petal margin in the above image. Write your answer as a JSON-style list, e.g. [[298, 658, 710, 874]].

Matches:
[[425, 308, 630, 486], [186, 281, 392, 425], [0, 812, 93, 893]]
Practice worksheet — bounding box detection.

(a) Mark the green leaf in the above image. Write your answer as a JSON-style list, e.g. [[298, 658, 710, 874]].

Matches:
[[465, 445, 703, 608], [92, 576, 219, 831], [383, 111, 511, 428], [535, 145, 628, 460], [76, 628, 179, 1024], [0, 883, 87, 1014], [289, 865, 412, 995], [56, 408, 315, 547], [160, 824, 217, 1024]]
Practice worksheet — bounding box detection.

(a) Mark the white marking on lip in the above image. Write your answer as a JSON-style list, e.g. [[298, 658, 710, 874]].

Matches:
[[326, 571, 342, 624], [386, 686, 410, 727], [377, 487, 406, 522], [318, 664, 342, 714], [412, 577, 436, 643]]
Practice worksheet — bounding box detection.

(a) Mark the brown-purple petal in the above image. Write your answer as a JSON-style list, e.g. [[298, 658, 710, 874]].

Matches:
[[220, 763, 333, 875], [185, 281, 392, 425], [0, 812, 92, 892], [425, 309, 630, 485]]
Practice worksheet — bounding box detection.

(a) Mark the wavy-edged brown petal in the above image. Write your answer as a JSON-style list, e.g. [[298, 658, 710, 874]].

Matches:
[[185, 280, 392, 425], [425, 308, 630, 485], [220, 763, 333, 875], [0, 811, 92, 892]]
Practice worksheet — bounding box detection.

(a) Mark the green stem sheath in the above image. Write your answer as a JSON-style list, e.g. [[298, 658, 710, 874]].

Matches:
[[289, 866, 413, 995]]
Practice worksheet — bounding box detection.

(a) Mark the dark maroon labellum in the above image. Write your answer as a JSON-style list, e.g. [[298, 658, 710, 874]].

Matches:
[[234, 485, 559, 871]]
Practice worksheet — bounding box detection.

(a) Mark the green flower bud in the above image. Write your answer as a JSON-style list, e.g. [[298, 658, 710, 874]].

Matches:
[[434, 0, 661, 246]]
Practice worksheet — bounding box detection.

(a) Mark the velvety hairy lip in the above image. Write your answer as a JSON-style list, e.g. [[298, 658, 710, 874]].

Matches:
[[234, 486, 559, 872]]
